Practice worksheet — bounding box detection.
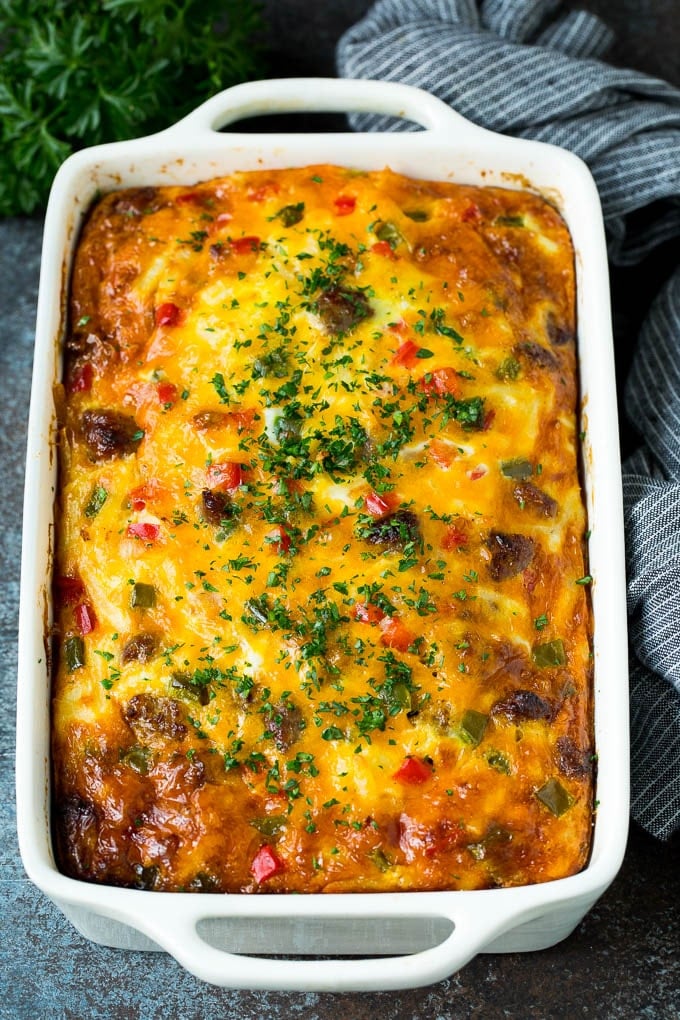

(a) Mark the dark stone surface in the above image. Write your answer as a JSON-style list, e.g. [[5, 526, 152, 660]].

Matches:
[[2, 2, 679, 1016]]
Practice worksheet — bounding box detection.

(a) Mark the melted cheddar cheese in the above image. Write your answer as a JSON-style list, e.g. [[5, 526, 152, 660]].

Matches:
[[52, 166, 593, 893]]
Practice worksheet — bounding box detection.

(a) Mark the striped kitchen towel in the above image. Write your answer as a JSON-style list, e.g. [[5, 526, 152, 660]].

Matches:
[[338, 0, 680, 839]]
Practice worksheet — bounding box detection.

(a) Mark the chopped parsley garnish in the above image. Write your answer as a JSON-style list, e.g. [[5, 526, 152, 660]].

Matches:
[[211, 372, 230, 403], [430, 307, 464, 343]]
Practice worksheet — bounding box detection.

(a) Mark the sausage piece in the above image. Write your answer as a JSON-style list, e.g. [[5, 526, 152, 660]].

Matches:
[[201, 488, 236, 527], [491, 689, 554, 721], [121, 633, 159, 664], [193, 410, 231, 431], [362, 509, 421, 550], [514, 341, 558, 371], [123, 694, 187, 741], [546, 311, 574, 347], [82, 409, 142, 461], [55, 794, 99, 879], [265, 700, 305, 751], [512, 482, 558, 518], [317, 286, 373, 334], [110, 187, 160, 217], [555, 735, 593, 778], [486, 531, 534, 580]]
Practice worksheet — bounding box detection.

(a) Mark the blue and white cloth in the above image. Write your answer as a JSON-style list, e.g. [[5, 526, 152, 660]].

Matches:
[[338, 0, 680, 839]]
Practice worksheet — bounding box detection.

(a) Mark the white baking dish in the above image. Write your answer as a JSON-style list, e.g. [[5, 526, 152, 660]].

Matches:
[[16, 77, 629, 992]]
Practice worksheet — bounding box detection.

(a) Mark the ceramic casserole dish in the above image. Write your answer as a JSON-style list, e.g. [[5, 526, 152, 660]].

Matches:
[[16, 77, 629, 992]]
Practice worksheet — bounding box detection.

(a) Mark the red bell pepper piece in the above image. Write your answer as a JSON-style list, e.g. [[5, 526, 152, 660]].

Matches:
[[157, 381, 178, 406], [55, 575, 85, 605], [128, 480, 165, 512], [74, 602, 97, 635], [231, 235, 260, 254], [394, 757, 432, 785], [266, 525, 291, 554], [334, 194, 356, 216], [420, 367, 460, 398], [371, 240, 397, 259], [354, 602, 385, 625], [207, 461, 244, 492], [250, 844, 284, 884], [442, 525, 468, 550], [379, 616, 415, 652], [365, 489, 397, 517], [127, 522, 160, 542], [68, 362, 93, 394], [155, 303, 182, 328], [391, 340, 421, 369], [428, 439, 454, 469]]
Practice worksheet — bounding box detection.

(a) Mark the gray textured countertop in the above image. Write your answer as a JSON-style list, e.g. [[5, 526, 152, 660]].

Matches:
[[2, 2, 679, 1016]]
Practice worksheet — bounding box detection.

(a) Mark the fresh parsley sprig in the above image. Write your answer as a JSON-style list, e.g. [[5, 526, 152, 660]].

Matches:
[[0, 0, 264, 215]]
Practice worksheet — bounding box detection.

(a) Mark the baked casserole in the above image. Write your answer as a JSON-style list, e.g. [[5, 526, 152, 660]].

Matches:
[[52, 165, 593, 894]]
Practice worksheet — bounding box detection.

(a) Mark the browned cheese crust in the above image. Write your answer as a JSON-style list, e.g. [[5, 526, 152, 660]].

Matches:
[[52, 166, 593, 893]]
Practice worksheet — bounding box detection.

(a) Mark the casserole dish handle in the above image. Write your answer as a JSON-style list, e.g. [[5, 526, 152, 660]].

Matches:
[[125, 895, 530, 991], [159, 76, 482, 138]]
